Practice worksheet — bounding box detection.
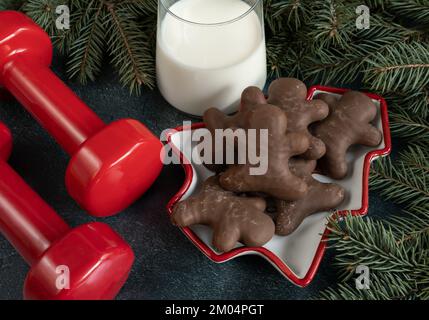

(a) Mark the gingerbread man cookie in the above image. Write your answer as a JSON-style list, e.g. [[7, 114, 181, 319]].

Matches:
[[204, 102, 310, 201], [266, 78, 330, 160], [275, 158, 346, 236], [313, 91, 383, 179], [171, 176, 275, 252]]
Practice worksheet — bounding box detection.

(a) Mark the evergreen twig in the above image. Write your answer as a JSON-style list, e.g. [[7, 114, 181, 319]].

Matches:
[[389, 0, 429, 28], [322, 214, 429, 300], [66, 0, 106, 84], [369, 157, 428, 209], [364, 42, 429, 93], [388, 109, 429, 143], [20, 0, 156, 93], [105, 2, 155, 93], [386, 88, 429, 118], [269, 0, 310, 31], [0, 0, 25, 10]]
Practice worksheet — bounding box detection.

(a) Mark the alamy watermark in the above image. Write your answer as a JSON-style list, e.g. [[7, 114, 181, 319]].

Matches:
[[55, 265, 70, 290], [355, 265, 370, 290], [160, 122, 269, 176], [55, 5, 70, 30], [356, 5, 370, 30]]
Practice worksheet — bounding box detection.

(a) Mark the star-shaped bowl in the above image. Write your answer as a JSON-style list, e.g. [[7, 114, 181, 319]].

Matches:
[[166, 85, 391, 287]]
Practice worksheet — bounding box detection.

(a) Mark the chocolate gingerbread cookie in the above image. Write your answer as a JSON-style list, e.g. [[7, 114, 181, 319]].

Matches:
[[171, 176, 275, 252], [204, 102, 310, 201], [313, 91, 383, 179], [275, 158, 346, 236], [266, 78, 330, 160]]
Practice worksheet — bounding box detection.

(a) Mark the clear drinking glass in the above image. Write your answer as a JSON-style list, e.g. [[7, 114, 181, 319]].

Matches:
[[157, 0, 267, 116]]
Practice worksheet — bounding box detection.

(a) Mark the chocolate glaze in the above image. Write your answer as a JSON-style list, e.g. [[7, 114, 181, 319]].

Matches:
[[172, 176, 275, 252], [313, 91, 382, 179]]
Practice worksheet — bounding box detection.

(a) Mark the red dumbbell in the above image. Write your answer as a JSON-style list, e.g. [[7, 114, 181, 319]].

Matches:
[[0, 11, 164, 217], [0, 122, 134, 299]]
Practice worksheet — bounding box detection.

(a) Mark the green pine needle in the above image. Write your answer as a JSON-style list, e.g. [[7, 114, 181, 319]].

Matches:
[[400, 145, 429, 177], [23, 0, 70, 49], [322, 214, 429, 300], [66, 1, 106, 84], [267, 35, 305, 79], [269, 0, 310, 31], [386, 88, 429, 118], [105, 2, 155, 94], [388, 109, 429, 143], [328, 216, 414, 276], [364, 0, 389, 9], [304, 0, 358, 50], [390, 0, 429, 28], [0, 0, 25, 10], [320, 277, 417, 300], [20, 0, 156, 93], [389, 204, 429, 245], [364, 42, 429, 93], [370, 156, 429, 209], [300, 18, 420, 85], [117, 0, 157, 16]]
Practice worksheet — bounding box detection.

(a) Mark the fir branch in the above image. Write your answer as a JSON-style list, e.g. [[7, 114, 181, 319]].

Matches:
[[322, 214, 429, 300], [388, 145, 429, 240], [117, 0, 157, 16], [0, 0, 25, 10], [304, 0, 358, 50], [264, 0, 279, 33], [302, 46, 360, 84], [267, 33, 289, 78], [137, 6, 157, 55], [270, 0, 310, 31], [364, 0, 389, 9], [390, 204, 429, 246], [320, 275, 418, 300], [364, 42, 429, 93], [303, 22, 419, 84], [105, 2, 155, 94], [66, 1, 107, 84], [21, 0, 156, 92], [55, 0, 98, 54], [23, 0, 70, 49], [327, 216, 416, 276], [389, 0, 429, 28], [385, 87, 429, 118], [388, 108, 429, 143], [267, 35, 305, 78], [400, 145, 429, 177], [369, 156, 429, 209]]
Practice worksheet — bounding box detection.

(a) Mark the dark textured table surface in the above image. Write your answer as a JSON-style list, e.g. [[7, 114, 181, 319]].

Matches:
[[0, 56, 399, 300]]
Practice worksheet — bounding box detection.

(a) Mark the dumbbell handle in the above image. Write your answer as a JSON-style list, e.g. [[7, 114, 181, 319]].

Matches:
[[0, 160, 70, 266], [2, 56, 105, 155]]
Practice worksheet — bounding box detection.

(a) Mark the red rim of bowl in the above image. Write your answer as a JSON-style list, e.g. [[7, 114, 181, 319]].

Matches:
[[165, 85, 392, 287]]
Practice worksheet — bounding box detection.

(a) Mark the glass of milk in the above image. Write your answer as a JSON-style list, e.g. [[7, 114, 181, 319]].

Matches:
[[157, 0, 267, 116]]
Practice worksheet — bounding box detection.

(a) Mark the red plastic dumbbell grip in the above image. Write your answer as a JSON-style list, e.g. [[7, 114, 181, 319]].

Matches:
[[3, 57, 105, 155]]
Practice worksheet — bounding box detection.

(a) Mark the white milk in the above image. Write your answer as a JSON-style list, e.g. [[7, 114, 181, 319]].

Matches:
[[157, 0, 267, 116]]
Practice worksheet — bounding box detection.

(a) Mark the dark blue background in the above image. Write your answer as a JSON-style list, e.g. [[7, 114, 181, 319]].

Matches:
[[0, 56, 399, 300]]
